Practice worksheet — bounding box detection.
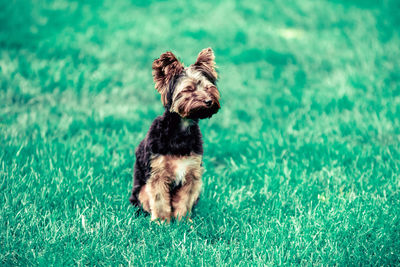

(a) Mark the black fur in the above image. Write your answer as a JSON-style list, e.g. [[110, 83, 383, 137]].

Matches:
[[129, 109, 203, 207]]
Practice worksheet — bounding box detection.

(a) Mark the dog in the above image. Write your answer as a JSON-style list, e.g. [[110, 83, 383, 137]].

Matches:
[[129, 48, 221, 222]]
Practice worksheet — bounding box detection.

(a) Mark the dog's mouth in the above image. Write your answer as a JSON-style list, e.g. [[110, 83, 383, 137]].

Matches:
[[174, 97, 220, 119], [185, 103, 220, 119]]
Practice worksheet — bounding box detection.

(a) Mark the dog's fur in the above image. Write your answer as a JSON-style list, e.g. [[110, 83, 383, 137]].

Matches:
[[129, 48, 220, 222]]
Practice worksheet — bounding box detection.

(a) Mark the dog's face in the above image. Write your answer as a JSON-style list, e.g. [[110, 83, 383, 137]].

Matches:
[[152, 48, 220, 119]]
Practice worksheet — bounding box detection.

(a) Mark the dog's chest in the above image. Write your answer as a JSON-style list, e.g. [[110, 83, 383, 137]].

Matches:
[[150, 154, 203, 185]]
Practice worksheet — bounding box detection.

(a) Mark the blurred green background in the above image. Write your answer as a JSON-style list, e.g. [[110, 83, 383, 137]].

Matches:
[[1, 0, 400, 265]]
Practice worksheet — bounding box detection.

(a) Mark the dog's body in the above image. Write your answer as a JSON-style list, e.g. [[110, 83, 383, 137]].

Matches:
[[129, 48, 220, 222]]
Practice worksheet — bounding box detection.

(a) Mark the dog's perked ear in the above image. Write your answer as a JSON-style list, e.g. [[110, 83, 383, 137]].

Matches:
[[193, 47, 218, 83], [152, 52, 184, 106]]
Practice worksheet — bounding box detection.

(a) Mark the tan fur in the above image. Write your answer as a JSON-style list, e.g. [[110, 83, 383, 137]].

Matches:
[[145, 153, 203, 222], [172, 169, 203, 220], [147, 174, 172, 222], [138, 185, 151, 212]]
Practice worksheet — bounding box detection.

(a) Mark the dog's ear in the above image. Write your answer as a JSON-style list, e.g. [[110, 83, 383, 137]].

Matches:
[[152, 51, 184, 105], [194, 47, 218, 83]]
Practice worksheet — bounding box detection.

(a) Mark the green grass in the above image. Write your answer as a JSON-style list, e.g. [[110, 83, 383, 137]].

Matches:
[[1, 0, 400, 265]]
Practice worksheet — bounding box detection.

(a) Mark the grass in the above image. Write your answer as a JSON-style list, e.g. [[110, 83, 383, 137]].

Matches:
[[1, 0, 400, 265]]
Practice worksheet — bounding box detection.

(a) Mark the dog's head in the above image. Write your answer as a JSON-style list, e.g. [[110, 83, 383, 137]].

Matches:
[[152, 48, 220, 119]]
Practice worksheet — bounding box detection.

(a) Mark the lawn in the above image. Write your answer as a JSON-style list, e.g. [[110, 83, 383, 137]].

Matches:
[[1, 0, 400, 265]]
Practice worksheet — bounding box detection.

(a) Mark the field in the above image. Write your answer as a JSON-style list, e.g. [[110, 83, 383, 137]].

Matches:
[[1, 0, 400, 265]]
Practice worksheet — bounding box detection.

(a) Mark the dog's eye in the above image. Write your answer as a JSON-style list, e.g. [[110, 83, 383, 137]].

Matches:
[[197, 80, 201, 85], [184, 86, 195, 92]]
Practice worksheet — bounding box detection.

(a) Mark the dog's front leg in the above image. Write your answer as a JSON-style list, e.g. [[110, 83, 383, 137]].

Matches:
[[147, 173, 172, 223], [172, 171, 202, 221]]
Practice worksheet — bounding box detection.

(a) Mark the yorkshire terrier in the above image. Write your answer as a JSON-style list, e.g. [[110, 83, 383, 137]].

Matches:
[[129, 48, 220, 222]]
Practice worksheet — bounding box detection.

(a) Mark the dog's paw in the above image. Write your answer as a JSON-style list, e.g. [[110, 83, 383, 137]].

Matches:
[[151, 211, 171, 224], [173, 208, 189, 221]]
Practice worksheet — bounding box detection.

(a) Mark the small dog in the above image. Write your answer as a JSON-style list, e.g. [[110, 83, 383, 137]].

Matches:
[[129, 48, 220, 222]]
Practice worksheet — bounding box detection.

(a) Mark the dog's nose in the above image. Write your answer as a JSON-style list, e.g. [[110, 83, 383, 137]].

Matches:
[[204, 100, 212, 107]]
